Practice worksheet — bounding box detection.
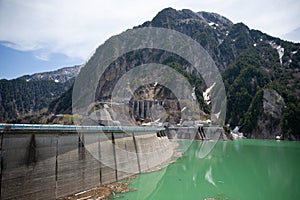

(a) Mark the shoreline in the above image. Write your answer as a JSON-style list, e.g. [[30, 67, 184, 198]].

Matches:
[[58, 175, 137, 200]]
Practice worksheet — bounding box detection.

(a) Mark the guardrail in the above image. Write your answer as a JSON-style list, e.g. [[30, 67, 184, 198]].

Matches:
[[0, 123, 164, 132]]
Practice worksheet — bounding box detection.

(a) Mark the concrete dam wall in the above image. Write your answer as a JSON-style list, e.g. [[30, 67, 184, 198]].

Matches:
[[167, 126, 226, 140], [0, 129, 172, 200]]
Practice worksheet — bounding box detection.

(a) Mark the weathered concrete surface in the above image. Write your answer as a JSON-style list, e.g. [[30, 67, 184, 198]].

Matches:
[[167, 126, 226, 140], [1, 134, 57, 199], [0, 130, 172, 200]]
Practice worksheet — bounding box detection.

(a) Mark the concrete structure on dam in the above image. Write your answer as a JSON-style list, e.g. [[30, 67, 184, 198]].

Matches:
[[0, 125, 172, 200], [166, 125, 226, 140]]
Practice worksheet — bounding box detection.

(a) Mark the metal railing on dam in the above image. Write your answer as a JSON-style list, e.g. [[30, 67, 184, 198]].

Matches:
[[0, 124, 171, 200], [0, 123, 164, 132]]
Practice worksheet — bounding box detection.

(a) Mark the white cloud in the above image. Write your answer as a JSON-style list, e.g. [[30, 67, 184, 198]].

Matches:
[[0, 0, 299, 62], [33, 51, 51, 61]]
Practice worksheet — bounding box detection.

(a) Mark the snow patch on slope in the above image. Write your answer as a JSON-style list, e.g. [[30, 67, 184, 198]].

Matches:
[[269, 41, 284, 65], [192, 87, 197, 101], [203, 83, 216, 105]]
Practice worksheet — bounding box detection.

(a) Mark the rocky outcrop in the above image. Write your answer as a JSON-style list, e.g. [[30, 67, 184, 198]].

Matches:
[[253, 88, 285, 139]]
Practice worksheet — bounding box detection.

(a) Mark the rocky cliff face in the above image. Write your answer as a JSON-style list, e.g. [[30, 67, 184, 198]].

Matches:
[[252, 89, 285, 139], [138, 8, 237, 71]]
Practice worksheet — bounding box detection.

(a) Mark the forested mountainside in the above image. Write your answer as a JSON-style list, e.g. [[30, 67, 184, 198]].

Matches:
[[0, 66, 80, 122], [2, 8, 300, 139]]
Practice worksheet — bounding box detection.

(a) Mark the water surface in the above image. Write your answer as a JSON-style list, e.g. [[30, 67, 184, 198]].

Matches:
[[122, 139, 300, 199]]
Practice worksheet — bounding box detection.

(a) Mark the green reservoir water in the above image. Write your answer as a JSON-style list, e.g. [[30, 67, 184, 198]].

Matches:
[[122, 139, 300, 200]]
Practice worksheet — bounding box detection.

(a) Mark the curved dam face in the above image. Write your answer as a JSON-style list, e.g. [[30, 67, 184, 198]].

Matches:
[[0, 129, 172, 200], [166, 126, 226, 140]]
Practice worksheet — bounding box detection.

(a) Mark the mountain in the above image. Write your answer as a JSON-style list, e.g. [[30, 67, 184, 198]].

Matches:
[[137, 8, 235, 71], [3, 8, 300, 140], [51, 8, 300, 139], [20, 65, 81, 83], [136, 8, 300, 139], [0, 65, 80, 122]]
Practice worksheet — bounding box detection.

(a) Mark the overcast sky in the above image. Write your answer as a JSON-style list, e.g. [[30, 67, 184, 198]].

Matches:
[[0, 0, 300, 79]]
